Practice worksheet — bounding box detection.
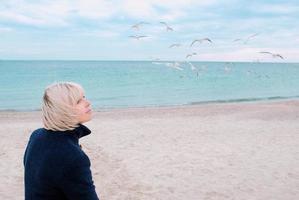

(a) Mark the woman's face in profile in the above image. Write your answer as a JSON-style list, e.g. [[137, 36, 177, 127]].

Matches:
[[75, 94, 92, 123]]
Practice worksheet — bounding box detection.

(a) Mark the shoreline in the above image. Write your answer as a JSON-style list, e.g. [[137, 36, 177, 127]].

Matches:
[[1, 96, 299, 113]]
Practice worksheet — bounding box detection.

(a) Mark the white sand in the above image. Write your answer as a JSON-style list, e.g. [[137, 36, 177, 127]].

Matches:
[[0, 100, 298, 200]]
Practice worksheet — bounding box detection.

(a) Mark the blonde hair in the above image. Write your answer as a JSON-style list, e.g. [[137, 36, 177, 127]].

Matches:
[[42, 82, 84, 131]]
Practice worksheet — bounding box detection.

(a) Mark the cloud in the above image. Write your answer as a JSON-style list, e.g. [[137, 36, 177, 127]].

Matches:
[[250, 3, 299, 15], [0, 1, 70, 26], [71, 0, 116, 19], [159, 10, 186, 21], [0, 26, 13, 33], [0, 0, 116, 27], [121, 1, 157, 19], [0, 0, 222, 27], [80, 30, 120, 38], [0, 11, 46, 26], [119, 0, 219, 20]]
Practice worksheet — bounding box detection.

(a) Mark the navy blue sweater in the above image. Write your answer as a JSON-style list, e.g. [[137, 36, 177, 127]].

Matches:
[[24, 124, 99, 200]]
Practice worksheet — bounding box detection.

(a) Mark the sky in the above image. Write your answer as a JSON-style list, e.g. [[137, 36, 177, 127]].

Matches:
[[0, 0, 298, 62]]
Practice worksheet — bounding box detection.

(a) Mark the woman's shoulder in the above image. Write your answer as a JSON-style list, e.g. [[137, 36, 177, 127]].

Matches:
[[29, 128, 87, 165], [28, 128, 46, 140], [28, 128, 83, 157]]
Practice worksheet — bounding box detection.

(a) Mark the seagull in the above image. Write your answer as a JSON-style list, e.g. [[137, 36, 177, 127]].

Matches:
[[160, 22, 174, 31], [246, 70, 252, 75], [151, 57, 163, 65], [187, 62, 204, 77], [129, 35, 148, 40], [190, 38, 212, 47], [150, 57, 161, 61], [233, 33, 259, 44], [169, 43, 182, 48], [233, 38, 242, 42], [224, 66, 232, 73], [244, 33, 259, 44], [186, 52, 197, 59], [223, 62, 233, 73], [131, 21, 150, 30], [165, 62, 183, 70], [259, 51, 284, 59], [187, 61, 197, 71], [152, 61, 164, 65], [246, 69, 259, 75]]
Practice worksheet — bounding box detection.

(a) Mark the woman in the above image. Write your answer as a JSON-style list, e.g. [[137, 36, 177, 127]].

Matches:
[[24, 82, 99, 200]]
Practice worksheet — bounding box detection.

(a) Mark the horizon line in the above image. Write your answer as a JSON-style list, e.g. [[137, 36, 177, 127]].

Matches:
[[0, 59, 298, 64]]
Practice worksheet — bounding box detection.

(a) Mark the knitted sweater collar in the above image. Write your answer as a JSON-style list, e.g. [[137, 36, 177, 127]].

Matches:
[[47, 124, 91, 139], [73, 124, 91, 139]]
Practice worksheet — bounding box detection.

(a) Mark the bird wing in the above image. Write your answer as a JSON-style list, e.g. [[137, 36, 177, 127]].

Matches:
[[169, 44, 180, 48], [188, 62, 197, 71], [160, 22, 167, 26], [131, 24, 139, 29], [275, 54, 284, 59], [233, 38, 241, 42], [167, 26, 174, 31], [204, 38, 212, 43], [244, 33, 259, 43], [248, 33, 259, 39], [259, 51, 272, 55], [190, 40, 199, 47], [138, 35, 148, 38]]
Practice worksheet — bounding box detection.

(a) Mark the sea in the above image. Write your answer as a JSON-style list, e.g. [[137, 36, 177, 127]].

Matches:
[[0, 60, 298, 111]]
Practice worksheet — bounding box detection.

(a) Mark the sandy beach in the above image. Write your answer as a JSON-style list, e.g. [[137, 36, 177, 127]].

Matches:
[[0, 100, 298, 200]]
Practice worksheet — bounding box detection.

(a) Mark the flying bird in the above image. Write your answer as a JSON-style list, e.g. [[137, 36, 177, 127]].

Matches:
[[190, 38, 212, 47], [150, 57, 161, 61], [232, 38, 242, 42], [150, 57, 162, 65], [188, 62, 201, 75], [187, 61, 197, 71], [224, 66, 231, 73], [233, 33, 259, 44], [165, 62, 183, 70], [259, 51, 284, 59], [223, 62, 234, 73], [160, 22, 174, 31], [187, 62, 205, 77], [244, 33, 259, 44], [186, 52, 197, 59], [129, 35, 148, 40], [246, 70, 253, 76], [131, 21, 150, 30], [169, 43, 182, 48], [152, 61, 164, 65]]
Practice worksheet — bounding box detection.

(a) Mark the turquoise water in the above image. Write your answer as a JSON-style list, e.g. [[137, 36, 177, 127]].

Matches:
[[0, 60, 298, 111]]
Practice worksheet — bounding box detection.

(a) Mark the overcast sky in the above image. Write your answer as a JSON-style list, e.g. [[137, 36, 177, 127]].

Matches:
[[0, 0, 298, 62]]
